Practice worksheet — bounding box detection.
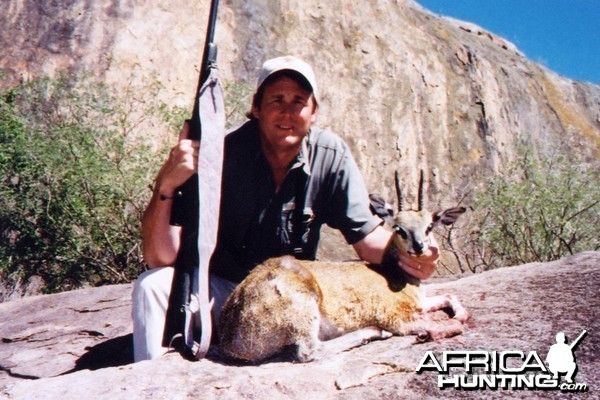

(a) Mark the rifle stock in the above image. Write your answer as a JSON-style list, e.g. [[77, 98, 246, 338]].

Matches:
[[162, 0, 220, 348]]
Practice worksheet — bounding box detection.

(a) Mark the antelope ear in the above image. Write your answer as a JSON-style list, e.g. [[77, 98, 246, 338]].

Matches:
[[369, 193, 395, 224], [433, 207, 467, 226]]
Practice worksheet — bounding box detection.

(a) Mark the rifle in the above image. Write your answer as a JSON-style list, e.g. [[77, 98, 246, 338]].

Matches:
[[162, 0, 223, 359], [569, 330, 587, 350]]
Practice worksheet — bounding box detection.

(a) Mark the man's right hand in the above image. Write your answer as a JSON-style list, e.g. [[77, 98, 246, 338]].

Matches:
[[154, 121, 200, 198]]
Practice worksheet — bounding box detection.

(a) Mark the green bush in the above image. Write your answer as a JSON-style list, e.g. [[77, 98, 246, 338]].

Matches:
[[0, 73, 177, 294], [224, 80, 253, 129], [474, 149, 599, 269]]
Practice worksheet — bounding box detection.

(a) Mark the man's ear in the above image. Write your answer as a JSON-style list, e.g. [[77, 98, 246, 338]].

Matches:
[[310, 95, 318, 123], [251, 105, 260, 120]]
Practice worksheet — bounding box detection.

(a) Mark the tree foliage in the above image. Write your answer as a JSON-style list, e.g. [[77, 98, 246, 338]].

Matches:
[[0, 73, 177, 294], [474, 149, 599, 269]]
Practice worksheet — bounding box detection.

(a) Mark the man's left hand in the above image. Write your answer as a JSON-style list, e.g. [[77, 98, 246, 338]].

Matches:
[[398, 244, 440, 280]]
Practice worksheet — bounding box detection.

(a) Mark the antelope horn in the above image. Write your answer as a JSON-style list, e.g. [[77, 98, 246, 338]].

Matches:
[[394, 170, 403, 212], [417, 170, 425, 211]]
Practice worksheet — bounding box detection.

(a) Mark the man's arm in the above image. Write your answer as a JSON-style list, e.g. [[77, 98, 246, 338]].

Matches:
[[141, 123, 199, 267], [352, 225, 439, 280], [141, 191, 181, 268]]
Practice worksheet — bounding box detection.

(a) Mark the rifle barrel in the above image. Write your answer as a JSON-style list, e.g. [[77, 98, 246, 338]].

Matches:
[[189, 0, 220, 139], [569, 330, 587, 349]]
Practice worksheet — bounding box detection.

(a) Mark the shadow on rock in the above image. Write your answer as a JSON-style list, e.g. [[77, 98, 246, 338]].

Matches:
[[62, 334, 134, 375]]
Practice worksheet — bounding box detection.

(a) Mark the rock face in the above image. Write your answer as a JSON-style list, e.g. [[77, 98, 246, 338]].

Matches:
[[1, 252, 598, 399], [1, 0, 599, 264], [2, 0, 598, 186]]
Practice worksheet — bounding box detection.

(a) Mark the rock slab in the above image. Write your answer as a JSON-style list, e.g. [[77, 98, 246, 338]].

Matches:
[[1, 252, 598, 399]]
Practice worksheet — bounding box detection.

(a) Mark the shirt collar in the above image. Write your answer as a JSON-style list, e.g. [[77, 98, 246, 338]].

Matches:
[[293, 130, 312, 176]]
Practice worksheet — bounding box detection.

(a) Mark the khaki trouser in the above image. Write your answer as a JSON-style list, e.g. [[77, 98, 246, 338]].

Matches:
[[131, 267, 237, 362]]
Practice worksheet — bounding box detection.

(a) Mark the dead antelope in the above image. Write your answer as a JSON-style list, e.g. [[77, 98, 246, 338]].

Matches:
[[218, 171, 468, 363]]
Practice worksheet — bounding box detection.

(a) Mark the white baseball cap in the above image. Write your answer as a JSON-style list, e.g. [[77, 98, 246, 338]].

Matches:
[[256, 56, 319, 103]]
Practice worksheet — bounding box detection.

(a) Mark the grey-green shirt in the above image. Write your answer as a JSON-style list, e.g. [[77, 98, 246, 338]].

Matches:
[[210, 119, 381, 282]]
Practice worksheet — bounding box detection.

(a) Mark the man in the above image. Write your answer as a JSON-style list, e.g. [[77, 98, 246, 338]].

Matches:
[[546, 332, 578, 383], [133, 56, 439, 362]]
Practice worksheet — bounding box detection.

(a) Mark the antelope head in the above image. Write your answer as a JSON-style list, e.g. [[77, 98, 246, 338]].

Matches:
[[369, 170, 466, 256]]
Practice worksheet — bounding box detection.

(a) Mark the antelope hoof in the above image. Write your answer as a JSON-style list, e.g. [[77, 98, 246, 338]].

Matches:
[[416, 330, 430, 343]]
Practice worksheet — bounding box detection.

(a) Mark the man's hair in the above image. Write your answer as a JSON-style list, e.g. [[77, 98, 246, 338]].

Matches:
[[246, 70, 318, 120]]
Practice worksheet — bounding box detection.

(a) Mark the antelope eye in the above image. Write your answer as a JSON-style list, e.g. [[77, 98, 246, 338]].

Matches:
[[393, 225, 409, 240], [425, 223, 434, 235]]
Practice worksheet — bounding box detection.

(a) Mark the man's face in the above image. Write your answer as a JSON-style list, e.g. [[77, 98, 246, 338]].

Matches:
[[252, 76, 317, 155]]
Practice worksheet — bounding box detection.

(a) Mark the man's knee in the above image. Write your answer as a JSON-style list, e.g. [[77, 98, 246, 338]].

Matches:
[[132, 267, 174, 313], [134, 267, 173, 293]]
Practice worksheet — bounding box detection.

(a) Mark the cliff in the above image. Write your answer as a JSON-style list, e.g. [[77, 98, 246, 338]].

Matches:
[[1, 0, 598, 266], [2, 0, 598, 187], [1, 0, 598, 265]]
